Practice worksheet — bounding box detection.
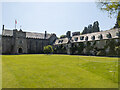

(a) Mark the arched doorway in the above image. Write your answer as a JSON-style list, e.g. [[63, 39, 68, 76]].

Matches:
[[18, 48, 23, 54]]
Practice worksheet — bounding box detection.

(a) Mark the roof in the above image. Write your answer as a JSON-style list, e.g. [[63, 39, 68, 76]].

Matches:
[[2, 29, 13, 36], [54, 28, 120, 45], [54, 38, 69, 45], [26, 32, 51, 39], [2, 29, 53, 39]]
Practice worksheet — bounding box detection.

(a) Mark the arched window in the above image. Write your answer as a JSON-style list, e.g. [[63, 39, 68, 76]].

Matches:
[[91, 35, 95, 40], [98, 34, 103, 40], [80, 36, 84, 40], [74, 37, 78, 41], [106, 33, 112, 38], [85, 36, 88, 41]]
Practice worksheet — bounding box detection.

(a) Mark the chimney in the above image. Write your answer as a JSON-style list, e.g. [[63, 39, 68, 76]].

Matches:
[[2, 25, 4, 35], [66, 31, 71, 38], [2, 25, 4, 30], [44, 31, 47, 39]]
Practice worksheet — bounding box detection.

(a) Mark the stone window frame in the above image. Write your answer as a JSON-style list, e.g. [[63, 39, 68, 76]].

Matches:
[[98, 34, 103, 40], [106, 33, 112, 38], [19, 40, 23, 44], [74, 37, 78, 41], [91, 35, 95, 40], [116, 31, 120, 37], [85, 36, 88, 41], [58, 40, 63, 43], [80, 36, 84, 40]]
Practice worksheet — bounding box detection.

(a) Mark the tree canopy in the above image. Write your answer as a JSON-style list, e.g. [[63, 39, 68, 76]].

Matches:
[[97, 1, 120, 28]]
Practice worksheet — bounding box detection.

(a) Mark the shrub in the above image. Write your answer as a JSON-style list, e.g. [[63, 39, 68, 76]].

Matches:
[[115, 46, 120, 56], [96, 50, 106, 56], [44, 45, 54, 54]]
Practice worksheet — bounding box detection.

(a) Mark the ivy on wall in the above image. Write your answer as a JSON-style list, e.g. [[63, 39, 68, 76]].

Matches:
[[54, 38, 120, 56]]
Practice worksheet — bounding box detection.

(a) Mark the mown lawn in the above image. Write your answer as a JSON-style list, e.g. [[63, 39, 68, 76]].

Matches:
[[2, 54, 119, 88]]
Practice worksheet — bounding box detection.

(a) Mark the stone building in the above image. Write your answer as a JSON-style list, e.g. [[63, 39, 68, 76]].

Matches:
[[54, 28, 120, 56], [1, 25, 57, 54], [1, 24, 120, 56]]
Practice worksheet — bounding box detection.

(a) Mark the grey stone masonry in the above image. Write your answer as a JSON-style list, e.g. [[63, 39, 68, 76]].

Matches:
[[2, 27, 57, 54]]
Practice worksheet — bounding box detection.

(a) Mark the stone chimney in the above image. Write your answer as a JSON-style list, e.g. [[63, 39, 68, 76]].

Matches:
[[44, 31, 47, 39], [66, 31, 71, 38], [2, 25, 4, 35]]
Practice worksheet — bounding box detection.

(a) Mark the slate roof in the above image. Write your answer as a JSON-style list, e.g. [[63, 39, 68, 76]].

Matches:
[[54, 28, 120, 45], [2, 29, 52, 39], [26, 32, 51, 39], [54, 38, 69, 45], [2, 29, 13, 36]]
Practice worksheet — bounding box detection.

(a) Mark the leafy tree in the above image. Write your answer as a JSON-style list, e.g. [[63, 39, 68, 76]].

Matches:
[[114, 11, 120, 28], [44, 45, 53, 54], [97, 1, 120, 28]]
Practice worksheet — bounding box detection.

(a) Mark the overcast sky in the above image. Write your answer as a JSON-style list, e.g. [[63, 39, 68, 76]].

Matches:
[[2, 2, 116, 36]]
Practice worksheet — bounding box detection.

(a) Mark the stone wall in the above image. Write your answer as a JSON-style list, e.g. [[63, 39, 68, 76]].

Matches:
[[2, 36, 14, 54], [54, 38, 120, 56], [2, 30, 57, 54]]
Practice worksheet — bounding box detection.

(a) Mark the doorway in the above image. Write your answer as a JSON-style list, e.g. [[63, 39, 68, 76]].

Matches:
[[18, 48, 23, 54]]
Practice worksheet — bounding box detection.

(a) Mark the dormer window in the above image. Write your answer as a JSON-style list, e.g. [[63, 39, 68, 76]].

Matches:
[[106, 33, 112, 38], [116, 31, 120, 37], [74, 37, 78, 41], [58, 40, 63, 43], [85, 36, 88, 41], [80, 36, 84, 40], [91, 35, 95, 40], [98, 34, 103, 40], [58, 40, 60, 43]]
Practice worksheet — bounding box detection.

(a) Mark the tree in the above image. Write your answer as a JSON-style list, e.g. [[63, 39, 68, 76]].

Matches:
[[44, 45, 53, 54], [114, 11, 120, 28], [97, 1, 120, 28]]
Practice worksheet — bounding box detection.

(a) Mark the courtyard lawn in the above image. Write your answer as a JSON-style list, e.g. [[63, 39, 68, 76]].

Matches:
[[2, 54, 119, 88]]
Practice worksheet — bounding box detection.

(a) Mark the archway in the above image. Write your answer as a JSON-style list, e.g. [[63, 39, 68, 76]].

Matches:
[[18, 48, 23, 54]]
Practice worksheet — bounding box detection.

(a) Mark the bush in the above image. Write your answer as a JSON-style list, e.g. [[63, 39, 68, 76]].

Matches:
[[115, 46, 120, 56], [96, 50, 106, 56], [44, 45, 54, 54]]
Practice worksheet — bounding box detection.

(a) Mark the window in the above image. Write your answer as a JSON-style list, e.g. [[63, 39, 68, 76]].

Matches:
[[106, 33, 112, 38], [58, 40, 61, 43], [80, 36, 84, 40], [98, 34, 103, 40], [74, 37, 78, 41], [85, 36, 88, 41], [19, 40, 23, 44], [116, 31, 120, 37], [58, 40, 63, 43], [91, 35, 95, 40]]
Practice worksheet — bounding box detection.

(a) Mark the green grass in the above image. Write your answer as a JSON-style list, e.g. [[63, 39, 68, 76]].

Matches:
[[2, 54, 119, 88]]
